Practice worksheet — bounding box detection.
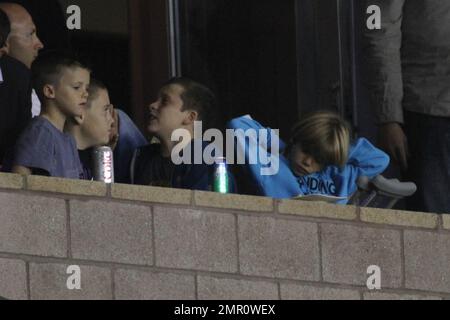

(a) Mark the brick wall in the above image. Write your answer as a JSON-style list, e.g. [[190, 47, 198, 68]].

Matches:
[[0, 172, 449, 300]]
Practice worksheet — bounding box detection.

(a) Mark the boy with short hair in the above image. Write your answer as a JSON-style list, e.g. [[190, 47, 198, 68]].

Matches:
[[11, 53, 89, 178], [131, 77, 217, 189], [227, 111, 390, 204], [65, 78, 114, 180]]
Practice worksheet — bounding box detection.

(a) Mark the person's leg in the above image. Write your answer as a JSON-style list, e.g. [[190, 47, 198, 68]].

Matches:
[[405, 111, 450, 214]]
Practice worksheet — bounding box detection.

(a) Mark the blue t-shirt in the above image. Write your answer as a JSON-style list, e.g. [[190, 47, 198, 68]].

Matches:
[[114, 109, 148, 184], [227, 116, 390, 204], [13, 117, 83, 179]]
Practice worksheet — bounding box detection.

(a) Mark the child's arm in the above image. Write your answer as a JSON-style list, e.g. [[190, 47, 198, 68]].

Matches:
[[328, 138, 390, 199], [12, 121, 55, 177], [346, 138, 390, 179], [226, 116, 299, 198], [227, 115, 286, 152]]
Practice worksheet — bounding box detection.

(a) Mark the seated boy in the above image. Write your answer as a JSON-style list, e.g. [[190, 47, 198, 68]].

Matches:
[[11, 53, 89, 179], [227, 112, 390, 204], [65, 79, 114, 180], [131, 77, 217, 190]]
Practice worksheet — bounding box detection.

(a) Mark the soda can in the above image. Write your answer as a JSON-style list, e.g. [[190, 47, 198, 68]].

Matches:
[[212, 157, 230, 194], [92, 146, 115, 184]]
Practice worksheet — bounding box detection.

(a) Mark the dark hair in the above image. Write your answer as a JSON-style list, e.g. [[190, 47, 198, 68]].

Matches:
[[88, 78, 107, 102], [31, 52, 90, 101], [0, 8, 10, 49], [163, 77, 217, 129]]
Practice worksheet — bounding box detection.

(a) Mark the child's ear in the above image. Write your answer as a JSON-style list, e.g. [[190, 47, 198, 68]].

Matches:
[[43, 84, 56, 99], [183, 110, 199, 126]]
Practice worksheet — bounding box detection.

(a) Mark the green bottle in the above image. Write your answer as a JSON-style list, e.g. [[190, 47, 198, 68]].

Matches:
[[212, 157, 230, 194]]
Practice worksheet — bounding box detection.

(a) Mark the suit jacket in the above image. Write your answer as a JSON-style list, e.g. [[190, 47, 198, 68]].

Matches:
[[0, 55, 32, 166]]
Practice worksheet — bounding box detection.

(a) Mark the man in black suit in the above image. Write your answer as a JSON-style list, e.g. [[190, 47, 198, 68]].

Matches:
[[0, 2, 44, 69], [0, 0, 69, 54], [0, 8, 32, 168], [0, 2, 45, 121]]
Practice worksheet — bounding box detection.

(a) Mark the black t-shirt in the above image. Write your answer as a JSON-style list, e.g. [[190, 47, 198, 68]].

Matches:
[[132, 144, 175, 187], [132, 141, 236, 192]]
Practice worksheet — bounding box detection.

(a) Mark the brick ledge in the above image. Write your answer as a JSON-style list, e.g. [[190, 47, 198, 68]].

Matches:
[[0, 172, 445, 228]]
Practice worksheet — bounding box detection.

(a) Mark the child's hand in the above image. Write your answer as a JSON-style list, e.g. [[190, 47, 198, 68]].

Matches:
[[12, 165, 32, 176], [378, 123, 410, 171]]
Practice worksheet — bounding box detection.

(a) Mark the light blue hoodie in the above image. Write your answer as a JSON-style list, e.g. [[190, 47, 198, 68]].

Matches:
[[227, 116, 390, 204]]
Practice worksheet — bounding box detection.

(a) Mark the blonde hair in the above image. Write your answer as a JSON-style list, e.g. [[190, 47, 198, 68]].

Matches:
[[289, 111, 351, 168]]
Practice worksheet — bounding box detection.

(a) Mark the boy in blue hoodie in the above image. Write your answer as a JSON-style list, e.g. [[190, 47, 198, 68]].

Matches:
[[227, 112, 389, 204]]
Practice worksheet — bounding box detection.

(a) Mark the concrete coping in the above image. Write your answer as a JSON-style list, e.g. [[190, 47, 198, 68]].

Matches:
[[360, 207, 440, 229], [0, 172, 446, 228]]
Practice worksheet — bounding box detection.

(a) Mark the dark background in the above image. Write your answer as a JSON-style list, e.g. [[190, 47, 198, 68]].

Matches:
[[176, 0, 358, 140], [4, 0, 377, 142]]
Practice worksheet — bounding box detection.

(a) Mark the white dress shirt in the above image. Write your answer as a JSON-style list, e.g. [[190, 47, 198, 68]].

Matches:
[[31, 89, 41, 117]]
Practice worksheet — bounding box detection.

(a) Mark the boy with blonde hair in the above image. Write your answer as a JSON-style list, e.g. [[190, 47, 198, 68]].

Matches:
[[228, 111, 389, 203], [11, 53, 89, 178]]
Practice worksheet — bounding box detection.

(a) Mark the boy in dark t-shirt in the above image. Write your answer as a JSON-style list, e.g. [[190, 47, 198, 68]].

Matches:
[[130, 77, 217, 189], [11, 53, 89, 178], [131, 143, 174, 187]]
